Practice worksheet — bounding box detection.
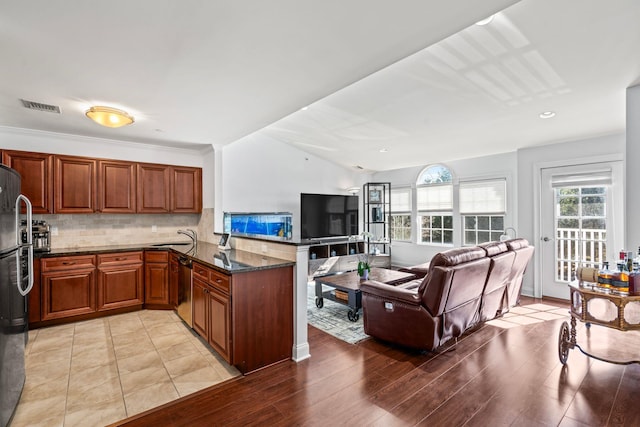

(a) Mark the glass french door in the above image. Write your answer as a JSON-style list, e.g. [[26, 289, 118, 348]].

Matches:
[[540, 162, 623, 299]]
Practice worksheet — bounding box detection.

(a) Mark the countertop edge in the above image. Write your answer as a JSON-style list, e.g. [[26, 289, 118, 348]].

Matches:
[[34, 242, 295, 275]]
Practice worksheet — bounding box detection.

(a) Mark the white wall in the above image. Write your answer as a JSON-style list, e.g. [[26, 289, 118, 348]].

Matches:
[[627, 85, 640, 249], [517, 133, 625, 296], [219, 133, 369, 238], [372, 151, 517, 267]]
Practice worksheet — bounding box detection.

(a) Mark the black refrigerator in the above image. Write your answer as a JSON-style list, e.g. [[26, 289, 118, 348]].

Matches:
[[0, 164, 34, 427]]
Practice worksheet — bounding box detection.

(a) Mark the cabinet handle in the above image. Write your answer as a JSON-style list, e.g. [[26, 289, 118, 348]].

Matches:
[[62, 261, 76, 265], [115, 257, 126, 261], [216, 279, 222, 283]]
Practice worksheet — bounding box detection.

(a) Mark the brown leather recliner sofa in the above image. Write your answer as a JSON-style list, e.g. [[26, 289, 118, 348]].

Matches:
[[360, 238, 534, 351]]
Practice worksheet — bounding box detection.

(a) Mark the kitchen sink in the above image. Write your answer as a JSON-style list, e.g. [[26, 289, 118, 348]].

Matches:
[[151, 242, 192, 247]]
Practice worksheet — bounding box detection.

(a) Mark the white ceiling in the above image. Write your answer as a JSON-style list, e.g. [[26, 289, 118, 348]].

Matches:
[[2, 0, 640, 172]]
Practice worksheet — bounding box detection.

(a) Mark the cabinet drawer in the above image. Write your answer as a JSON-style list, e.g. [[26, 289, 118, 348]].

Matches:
[[145, 251, 169, 263], [42, 255, 96, 272], [98, 251, 143, 266], [193, 262, 211, 282], [210, 270, 231, 294]]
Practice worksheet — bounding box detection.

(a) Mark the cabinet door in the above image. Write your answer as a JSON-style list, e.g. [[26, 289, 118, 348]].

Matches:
[[145, 262, 169, 305], [41, 269, 96, 320], [97, 263, 144, 311], [171, 166, 202, 213], [208, 287, 231, 362], [2, 150, 53, 214], [54, 155, 97, 213], [137, 163, 170, 213], [192, 278, 208, 339], [98, 160, 136, 213]]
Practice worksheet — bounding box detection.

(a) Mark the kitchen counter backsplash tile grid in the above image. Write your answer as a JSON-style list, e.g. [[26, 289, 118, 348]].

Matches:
[[32, 211, 216, 249]]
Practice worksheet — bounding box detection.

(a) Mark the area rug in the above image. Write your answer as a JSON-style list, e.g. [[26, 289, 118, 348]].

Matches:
[[307, 282, 369, 344]]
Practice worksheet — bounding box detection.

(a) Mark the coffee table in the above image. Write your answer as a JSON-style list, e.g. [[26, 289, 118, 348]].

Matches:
[[314, 267, 416, 321]]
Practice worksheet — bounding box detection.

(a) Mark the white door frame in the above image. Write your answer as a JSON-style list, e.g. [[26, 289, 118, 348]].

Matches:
[[532, 153, 624, 298]]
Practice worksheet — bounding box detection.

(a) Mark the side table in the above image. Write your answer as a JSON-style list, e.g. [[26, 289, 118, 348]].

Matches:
[[558, 281, 640, 365]]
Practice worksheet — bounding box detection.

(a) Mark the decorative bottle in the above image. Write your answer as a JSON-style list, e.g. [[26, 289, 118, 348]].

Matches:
[[629, 263, 640, 296], [597, 261, 612, 290], [612, 262, 629, 294]]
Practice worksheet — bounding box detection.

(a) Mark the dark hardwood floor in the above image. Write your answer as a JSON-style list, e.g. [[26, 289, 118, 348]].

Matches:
[[112, 297, 640, 426]]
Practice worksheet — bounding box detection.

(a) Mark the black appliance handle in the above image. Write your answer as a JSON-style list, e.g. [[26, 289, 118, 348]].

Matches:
[[15, 194, 34, 296]]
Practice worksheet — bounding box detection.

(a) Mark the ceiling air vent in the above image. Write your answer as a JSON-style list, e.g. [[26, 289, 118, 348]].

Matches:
[[20, 99, 61, 114]]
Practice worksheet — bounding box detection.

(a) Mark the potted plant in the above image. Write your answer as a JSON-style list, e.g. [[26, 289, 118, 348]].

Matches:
[[357, 259, 370, 280], [353, 231, 373, 280]]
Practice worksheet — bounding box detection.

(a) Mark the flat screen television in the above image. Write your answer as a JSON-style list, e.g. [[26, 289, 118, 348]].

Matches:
[[300, 193, 358, 239]]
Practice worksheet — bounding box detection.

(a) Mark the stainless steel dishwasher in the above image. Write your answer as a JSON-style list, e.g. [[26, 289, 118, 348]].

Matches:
[[177, 256, 193, 327]]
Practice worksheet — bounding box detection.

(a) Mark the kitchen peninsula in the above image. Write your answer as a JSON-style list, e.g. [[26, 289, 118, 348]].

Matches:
[[31, 241, 295, 374]]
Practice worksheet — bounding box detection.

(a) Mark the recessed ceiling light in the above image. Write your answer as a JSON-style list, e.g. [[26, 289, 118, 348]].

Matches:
[[475, 15, 494, 26], [539, 111, 556, 119], [301, 106, 309, 111], [379, 148, 388, 153]]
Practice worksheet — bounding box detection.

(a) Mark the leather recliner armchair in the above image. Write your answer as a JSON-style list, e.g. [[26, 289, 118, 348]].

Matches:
[[478, 241, 516, 322], [360, 246, 490, 351], [503, 238, 535, 310]]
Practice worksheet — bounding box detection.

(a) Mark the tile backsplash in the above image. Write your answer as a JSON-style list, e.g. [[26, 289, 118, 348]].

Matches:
[[34, 208, 217, 249]]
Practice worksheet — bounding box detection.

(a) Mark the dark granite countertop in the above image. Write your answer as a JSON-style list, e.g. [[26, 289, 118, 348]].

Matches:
[[36, 241, 295, 275]]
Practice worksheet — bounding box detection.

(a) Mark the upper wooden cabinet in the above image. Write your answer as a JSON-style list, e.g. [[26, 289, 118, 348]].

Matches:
[[171, 166, 202, 213], [137, 163, 171, 213], [1, 148, 202, 215], [2, 150, 54, 213], [55, 155, 97, 213], [98, 160, 136, 213], [138, 163, 202, 214]]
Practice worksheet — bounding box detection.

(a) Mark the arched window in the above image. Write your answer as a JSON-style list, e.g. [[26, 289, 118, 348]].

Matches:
[[416, 165, 454, 245], [417, 164, 453, 185]]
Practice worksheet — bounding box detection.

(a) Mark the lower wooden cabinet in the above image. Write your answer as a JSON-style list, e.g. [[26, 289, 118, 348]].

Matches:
[[192, 265, 232, 363], [97, 252, 144, 311], [41, 255, 97, 321], [190, 262, 293, 373], [192, 277, 208, 339], [144, 251, 170, 306], [39, 251, 146, 323], [208, 286, 231, 360]]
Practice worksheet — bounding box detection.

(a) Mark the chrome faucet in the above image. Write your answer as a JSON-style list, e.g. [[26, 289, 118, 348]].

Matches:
[[177, 229, 197, 250]]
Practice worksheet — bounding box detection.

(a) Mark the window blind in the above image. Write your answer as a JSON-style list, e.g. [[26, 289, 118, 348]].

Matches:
[[550, 169, 612, 187], [459, 180, 506, 214], [416, 185, 452, 211], [391, 188, 411, 212]]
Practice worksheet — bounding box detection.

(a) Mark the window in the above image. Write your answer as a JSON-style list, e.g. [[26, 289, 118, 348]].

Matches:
[[390, 187, 411, 241], [554, 185, 607, 281], [459, 179, 506, 245], [464, 215, 504, 245], [421, 214, 453, 244], [417, 165, 453, 245]]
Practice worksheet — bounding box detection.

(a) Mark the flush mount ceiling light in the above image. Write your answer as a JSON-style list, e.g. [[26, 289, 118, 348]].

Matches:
[[85, 106, 134, 128], [539, 111, 556, 119]]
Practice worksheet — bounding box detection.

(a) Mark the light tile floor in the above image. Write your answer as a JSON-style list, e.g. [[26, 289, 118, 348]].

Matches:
[[11, 310, 240, 427]]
